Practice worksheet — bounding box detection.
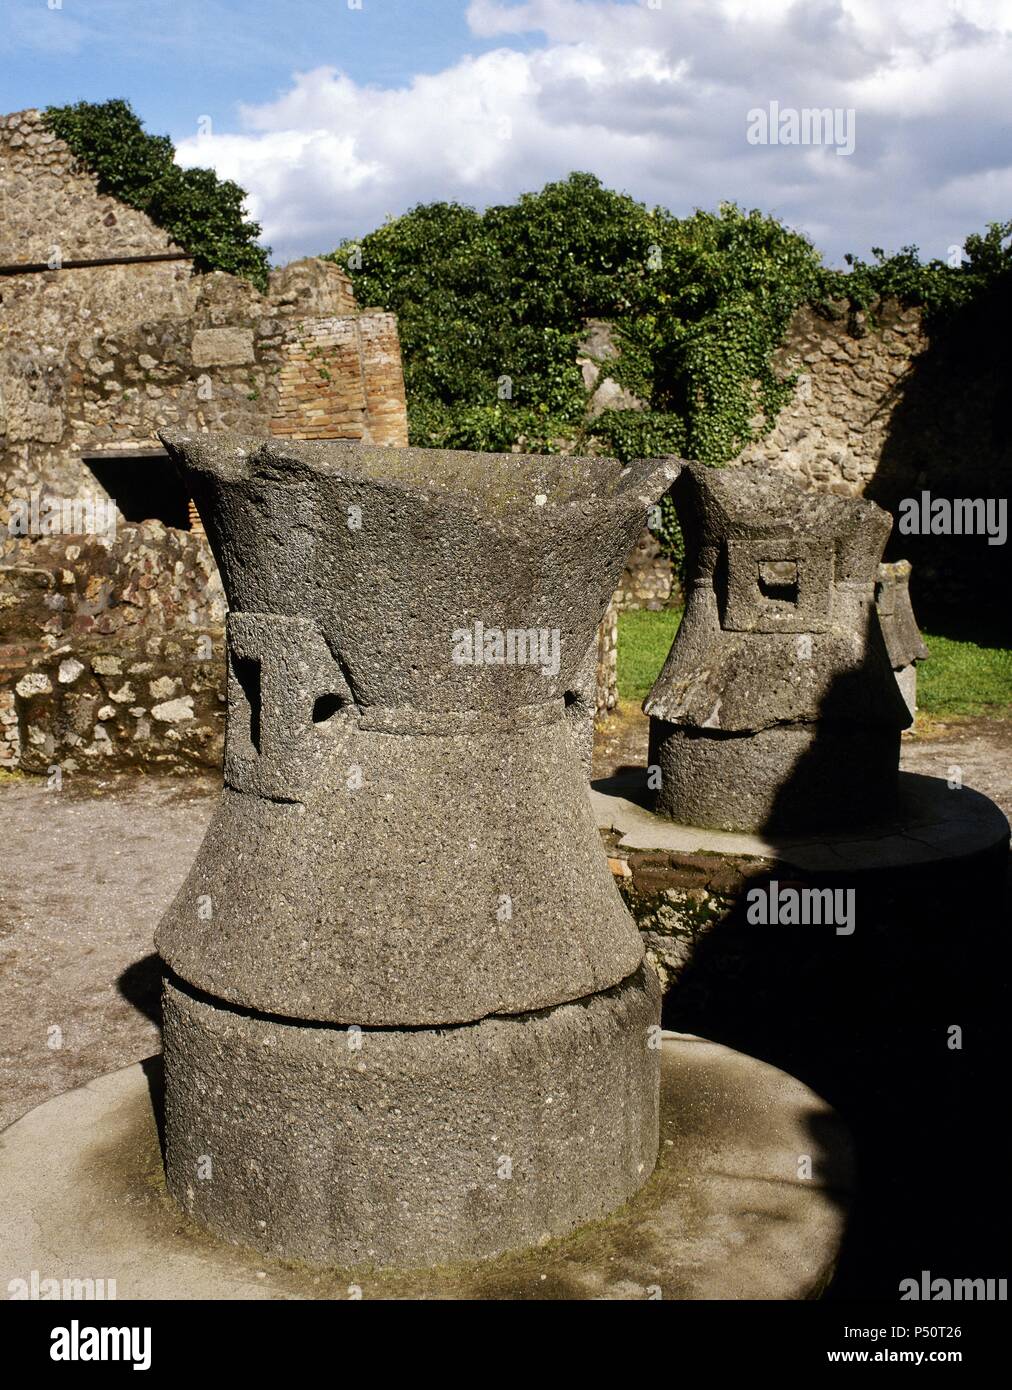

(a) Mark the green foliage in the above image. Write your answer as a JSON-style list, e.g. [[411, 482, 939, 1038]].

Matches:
[[818, 220, 1012, 323], [917, 631, 1012, 719], [43, 100, 270, 289], [617, 203, 825, 463], [618, 609, 1012, 720], [328, 175, 1008, 578], [588, 409, 686, 464], [617, 608, 683, 702], [327, 179, 823, 470]]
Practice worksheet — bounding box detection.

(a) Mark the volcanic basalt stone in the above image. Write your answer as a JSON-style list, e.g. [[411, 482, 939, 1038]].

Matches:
[[645, 464, 911, 834], [162, 965, 661, 1268], [155, 430, 678, 1266], [875, 559, 928, 716], [157, 432, 680, 1023]]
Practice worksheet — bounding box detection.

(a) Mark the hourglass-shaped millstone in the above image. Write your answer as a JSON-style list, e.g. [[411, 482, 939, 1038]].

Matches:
[[644, 463, 912, 834], [156, 430, 680, 1268]]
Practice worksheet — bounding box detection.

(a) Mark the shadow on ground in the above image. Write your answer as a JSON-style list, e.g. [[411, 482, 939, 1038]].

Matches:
[[659, 855, 1009, 1298]]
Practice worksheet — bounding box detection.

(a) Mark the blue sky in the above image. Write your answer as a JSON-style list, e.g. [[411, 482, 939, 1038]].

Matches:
[[4, 1, 526, 137], [5, 0, 1011, 267]]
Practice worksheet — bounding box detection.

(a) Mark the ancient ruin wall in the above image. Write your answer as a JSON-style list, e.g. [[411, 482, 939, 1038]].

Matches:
[[724, 294, 1007, 615], [617, 299, 936, 614], [0, 109, 182, 264], [0, 108, 411, 772], [271, 311, 408, 444], [731, 299, 929, 495], [0, 524, 225, 771], [0, 109, 409, 514]]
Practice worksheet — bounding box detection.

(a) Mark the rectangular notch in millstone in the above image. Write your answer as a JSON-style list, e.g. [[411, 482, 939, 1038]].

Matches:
[[758, 558, 799, 604], [722, 539, 832, 633], [232, 655, 262, 754]]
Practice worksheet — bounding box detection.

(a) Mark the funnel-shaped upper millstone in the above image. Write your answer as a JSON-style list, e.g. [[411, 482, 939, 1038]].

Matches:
[[157, 431, 681, 1026], [644, 463, 911, 732]]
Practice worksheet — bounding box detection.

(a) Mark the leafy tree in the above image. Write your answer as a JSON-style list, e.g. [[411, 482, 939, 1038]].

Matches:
[[43, 99, 270, 289], [327, 177, 824, 466], [819, 220, 1012, 322]]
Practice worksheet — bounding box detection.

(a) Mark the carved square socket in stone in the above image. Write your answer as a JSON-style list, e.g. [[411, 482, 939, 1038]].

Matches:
[[723, 538, 832, 633], [225, 613, 353, 801]]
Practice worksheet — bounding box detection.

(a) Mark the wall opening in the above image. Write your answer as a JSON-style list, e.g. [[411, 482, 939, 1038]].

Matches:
[[83, 448, 192, 530]]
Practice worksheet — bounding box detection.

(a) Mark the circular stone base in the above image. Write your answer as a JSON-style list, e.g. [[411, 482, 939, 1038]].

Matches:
[[162, 966, 660, 1268], [0, 1035, 853, 1300], [648, 720, 901, 834], [594, 770, 1009, 887]]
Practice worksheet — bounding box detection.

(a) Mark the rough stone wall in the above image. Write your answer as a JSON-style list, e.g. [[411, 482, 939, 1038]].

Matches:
[[729, 294, 1009, 615], [731, 299, 928, 495], [0, 109, 182, 264], [0, 108, 408, 517], [611, 299, 933, 615], [0, 261, 409, 517], [614, 528, 674, 612], [596, 600, 619, 715], [0, 108, 413, 773], [0, 525, 224, 771]]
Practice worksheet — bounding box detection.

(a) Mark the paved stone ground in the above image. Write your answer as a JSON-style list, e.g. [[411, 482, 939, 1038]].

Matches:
[[0, 773, 216, 1130], [0, 711, 1008, 1132]]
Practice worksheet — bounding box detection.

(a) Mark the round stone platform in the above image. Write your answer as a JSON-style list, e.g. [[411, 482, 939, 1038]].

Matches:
[[592, 770, 1009, 877], [0, 1034, 852, 1300]]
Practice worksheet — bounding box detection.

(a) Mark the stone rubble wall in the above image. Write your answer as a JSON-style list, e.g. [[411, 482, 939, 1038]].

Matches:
[[613, 298, 932, 613], [0, 109, 414, 773], [0, 109, 180, 264], [1, 108, 409, 516], [0, 524, 224, 771], [614, 528, 674, 612], [595, 600, 619, 715], [731, 299, 928, 495]]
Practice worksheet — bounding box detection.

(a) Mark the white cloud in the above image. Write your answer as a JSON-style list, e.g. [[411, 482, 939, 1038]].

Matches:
[[174, 0, 1012, 266]]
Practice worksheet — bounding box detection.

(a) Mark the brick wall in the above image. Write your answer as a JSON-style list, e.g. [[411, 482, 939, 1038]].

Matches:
[[270, 312, 407, 445]]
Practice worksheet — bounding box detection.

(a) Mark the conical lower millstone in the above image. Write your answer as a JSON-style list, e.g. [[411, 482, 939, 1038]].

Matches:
[[156, 430, 679, 1267]]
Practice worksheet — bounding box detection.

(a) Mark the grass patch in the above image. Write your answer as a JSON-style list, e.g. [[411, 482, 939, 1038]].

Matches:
[[918, 630, 1012, 719], [617, 608, 1012, 721], [617, 608, 682, 702]]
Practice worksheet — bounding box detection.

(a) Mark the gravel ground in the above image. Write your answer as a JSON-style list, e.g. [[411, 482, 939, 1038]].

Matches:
[[1, 712, 1008, 1130], [0, 774, 216, 1130]]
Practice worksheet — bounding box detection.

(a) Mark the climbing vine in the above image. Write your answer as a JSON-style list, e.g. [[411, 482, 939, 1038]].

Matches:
[[327, 181, 826, 467], [818, 220, 1012, 323], [43, 100, 271, 290], [328, 180, 1009, 569]]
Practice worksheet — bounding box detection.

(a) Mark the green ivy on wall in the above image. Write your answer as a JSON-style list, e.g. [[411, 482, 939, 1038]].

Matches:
[[43, 100, 271, 290], [327, 179, 830, 468], [327, 178, 1010, 570], [818, 221, 1012, 323], [39, 99, 1009, 573]]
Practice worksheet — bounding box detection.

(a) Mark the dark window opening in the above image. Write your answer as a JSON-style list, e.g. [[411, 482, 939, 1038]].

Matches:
[[758, 559, 799, 605], [84, 448, 191, 530]]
